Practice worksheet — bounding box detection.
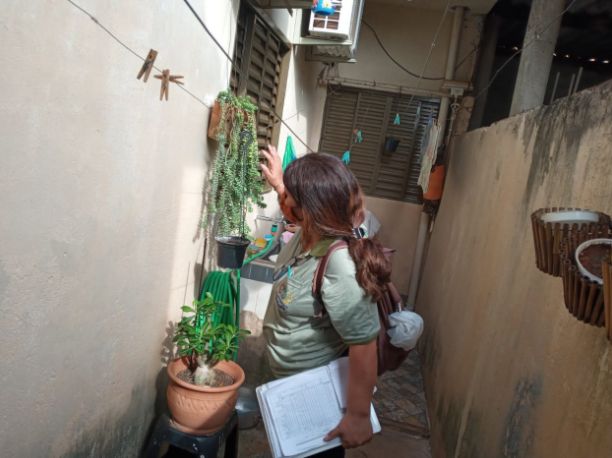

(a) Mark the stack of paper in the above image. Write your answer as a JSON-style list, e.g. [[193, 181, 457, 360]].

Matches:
[[256, 358, 381, 458]]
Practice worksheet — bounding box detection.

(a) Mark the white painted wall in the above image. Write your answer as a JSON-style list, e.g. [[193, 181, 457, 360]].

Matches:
[[0, 1, 239, 455]]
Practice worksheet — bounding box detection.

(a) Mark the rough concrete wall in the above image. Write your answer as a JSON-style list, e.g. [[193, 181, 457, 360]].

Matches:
[[417, 80, 612, 458], [0, 1, 239, 456]]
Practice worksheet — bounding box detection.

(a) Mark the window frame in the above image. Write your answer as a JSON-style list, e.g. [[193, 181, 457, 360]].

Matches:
[[319, 85, 441, 204]]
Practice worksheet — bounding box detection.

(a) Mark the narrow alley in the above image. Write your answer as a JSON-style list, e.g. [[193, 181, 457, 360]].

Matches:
[[1, 1, 611, 457]]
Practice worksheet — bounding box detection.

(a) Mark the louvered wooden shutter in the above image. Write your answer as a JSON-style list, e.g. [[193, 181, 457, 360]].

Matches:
[[232, 5, 289, 148], [319, 86, 440, 204]]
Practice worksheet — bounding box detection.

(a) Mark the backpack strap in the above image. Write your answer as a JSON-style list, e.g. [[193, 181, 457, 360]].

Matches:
[[312, 239, 349, 306]]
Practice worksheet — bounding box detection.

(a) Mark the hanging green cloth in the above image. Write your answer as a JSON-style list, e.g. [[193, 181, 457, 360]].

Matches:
[[282, 136, 297, 171]]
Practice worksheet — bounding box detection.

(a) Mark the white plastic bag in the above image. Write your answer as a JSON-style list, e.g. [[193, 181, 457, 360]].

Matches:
[[387, 311, 424, 351]]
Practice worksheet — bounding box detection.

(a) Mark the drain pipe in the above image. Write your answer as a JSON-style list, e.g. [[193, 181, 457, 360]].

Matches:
[[407, 6, 465, 308]]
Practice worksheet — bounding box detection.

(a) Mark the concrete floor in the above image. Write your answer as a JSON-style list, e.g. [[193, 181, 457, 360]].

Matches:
[[238, 351, 432, 458]]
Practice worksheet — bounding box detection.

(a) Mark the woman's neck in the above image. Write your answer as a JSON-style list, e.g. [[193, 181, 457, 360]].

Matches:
[[301, 232, 321, 253]]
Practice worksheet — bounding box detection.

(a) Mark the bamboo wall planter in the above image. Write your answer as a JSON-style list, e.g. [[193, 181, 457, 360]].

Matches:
[[531, 208, 610, 277], [560, 242, 605, 327], [603, 260, 612, 341]]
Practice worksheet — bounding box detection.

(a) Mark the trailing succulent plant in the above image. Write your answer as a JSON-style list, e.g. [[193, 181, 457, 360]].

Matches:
[[206, 90, 265, 237], [174, 293, 250, 386]]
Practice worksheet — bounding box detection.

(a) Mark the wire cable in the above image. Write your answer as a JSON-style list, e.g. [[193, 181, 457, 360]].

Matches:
[[65, 0, 210, 108], [182, 0, 233, 63], [406, 0, 452, 109], [182, 0, 315, 152], [362, 20, 445, 81], [66, 0, 315, 152]]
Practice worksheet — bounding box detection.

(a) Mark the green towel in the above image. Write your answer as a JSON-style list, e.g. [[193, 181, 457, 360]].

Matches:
[[282, 136, 297, 171]]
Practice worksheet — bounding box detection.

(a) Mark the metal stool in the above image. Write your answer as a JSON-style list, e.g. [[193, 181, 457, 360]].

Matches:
[[144, 411, 238, 458]]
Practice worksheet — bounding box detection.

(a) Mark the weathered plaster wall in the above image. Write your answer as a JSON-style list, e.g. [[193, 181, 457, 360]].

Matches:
[[417, 80, 612, 458], [0, 1, 239, 456]]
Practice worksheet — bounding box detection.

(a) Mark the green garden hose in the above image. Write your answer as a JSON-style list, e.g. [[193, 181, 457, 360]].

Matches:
[[199, 269, 241, 360]]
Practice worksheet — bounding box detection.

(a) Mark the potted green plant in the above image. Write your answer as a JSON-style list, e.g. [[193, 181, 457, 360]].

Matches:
[[166, 293, 250, 434], [207, 91, 265, 268]]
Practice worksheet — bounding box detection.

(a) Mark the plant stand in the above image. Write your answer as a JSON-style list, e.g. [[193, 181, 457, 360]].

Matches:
[[144, 411, 238, 458]]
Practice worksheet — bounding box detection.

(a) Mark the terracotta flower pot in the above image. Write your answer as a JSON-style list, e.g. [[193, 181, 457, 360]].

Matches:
[[166, 358, 245, 435], [207, 100, 223, 140]]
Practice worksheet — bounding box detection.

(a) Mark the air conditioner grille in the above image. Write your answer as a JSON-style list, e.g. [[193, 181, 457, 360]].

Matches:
[[312, 2, 343, 31]]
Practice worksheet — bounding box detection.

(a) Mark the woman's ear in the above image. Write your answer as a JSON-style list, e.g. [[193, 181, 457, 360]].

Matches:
[[279, 191, 302, 224]]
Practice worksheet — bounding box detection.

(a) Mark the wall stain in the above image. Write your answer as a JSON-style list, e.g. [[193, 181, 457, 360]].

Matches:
[[457, 408, 483, 458], [502, 376, 542, 458], [434, 396, 464, 458], [60, 380, 157, 458], [0, 261, 8, 299]]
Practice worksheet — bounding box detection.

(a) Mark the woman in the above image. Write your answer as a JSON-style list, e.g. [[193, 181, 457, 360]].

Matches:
[[260, 146, 391, 456]]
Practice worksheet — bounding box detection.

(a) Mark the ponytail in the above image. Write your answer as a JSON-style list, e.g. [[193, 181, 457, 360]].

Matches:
[[347, 236, 392, 302]]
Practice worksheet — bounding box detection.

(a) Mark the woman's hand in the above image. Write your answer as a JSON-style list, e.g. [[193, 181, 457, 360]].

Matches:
[[324, 412, 373, 449], [260, 145, 285, 195], [324, 339, 377, 449]]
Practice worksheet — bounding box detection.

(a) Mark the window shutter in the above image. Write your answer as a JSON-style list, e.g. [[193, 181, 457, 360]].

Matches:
[[319, 86, 440, 204], [232, 5, 288, 149]]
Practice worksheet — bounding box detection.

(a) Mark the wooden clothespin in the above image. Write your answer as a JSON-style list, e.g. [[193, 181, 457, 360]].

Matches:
[[136, 49, 158, 82], [154, 69, 184, 101]]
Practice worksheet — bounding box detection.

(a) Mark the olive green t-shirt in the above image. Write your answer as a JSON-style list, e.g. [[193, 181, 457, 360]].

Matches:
[[263, 231, 380, 378]]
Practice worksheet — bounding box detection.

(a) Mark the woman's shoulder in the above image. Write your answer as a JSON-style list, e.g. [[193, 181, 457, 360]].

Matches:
[[324, 243, 356, 276]]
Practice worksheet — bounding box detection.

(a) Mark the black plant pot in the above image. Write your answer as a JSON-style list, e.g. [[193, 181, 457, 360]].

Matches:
[[216, 236, 250, 269], [384, 137, 400, 153]]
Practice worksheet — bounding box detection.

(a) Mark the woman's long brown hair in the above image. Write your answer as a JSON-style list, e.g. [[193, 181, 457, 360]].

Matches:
[[283, 153, 391, 301]]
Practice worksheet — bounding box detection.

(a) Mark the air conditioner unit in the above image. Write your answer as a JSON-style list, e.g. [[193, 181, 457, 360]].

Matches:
[[306, 45, 356, 63], [250, 0, 313, 7], [302, 0, 363, 63], [308, 0, 356, 40]]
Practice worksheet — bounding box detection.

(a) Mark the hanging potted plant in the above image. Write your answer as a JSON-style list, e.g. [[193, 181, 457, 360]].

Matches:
[[207, 91, 265, 268], [167, 293, 250, 434]]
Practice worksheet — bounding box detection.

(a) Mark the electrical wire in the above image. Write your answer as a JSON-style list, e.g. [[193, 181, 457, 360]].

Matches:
[[472, 0, 578, 102], [362, 20, 445, 81], [182, 0, 233, 63], [65, 0, 315, 152], [65, 0, 210, 108], [406, 0, 452, 108], [182, 0, 315, 152]]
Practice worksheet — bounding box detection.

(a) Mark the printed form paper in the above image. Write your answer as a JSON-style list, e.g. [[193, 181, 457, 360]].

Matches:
[[265, 368, 343, 456]]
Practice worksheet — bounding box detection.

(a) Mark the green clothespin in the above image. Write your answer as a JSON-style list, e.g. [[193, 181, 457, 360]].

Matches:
[[354, 129, 363, 144], [342, 150, 351, 165], [393, 113, 401, 125]]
